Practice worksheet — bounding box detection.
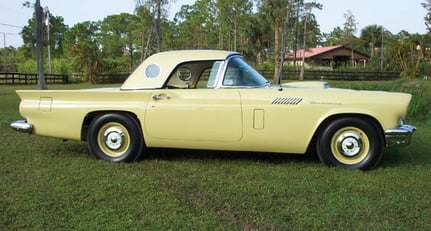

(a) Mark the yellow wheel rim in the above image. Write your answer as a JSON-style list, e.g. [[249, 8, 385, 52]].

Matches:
[[97, 122, 131, 158], [330, 126, 370, 165]]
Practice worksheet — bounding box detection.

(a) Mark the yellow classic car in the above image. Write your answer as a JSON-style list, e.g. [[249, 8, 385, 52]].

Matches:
[[11, 50, 416, 170]]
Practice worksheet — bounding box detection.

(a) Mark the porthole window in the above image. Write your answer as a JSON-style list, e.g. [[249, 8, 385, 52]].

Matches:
[[177, 66, 192, 81], [145, 64, 160, 78]]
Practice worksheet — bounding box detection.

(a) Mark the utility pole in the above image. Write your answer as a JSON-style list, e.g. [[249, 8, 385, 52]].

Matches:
[[299, 3, 312, 81], [155, 0, 161, 53], [380, 28, 384, 72], [45, 7, 52, 74], [2, 33, 5, 72], [35, 0, 47, 90], [293, 0, 300, 70]]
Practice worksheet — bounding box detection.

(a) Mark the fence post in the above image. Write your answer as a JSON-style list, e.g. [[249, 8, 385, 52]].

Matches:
[[63, 74, 68, 84]]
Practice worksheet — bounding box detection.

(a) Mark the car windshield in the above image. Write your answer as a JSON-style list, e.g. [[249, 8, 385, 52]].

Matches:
[[222, 57, 269, 88]]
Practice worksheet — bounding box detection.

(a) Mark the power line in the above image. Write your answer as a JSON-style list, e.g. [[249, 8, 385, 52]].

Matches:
[[1, 31, 21, 48], [0, 31, 19, 36], [0, 23, 23, 29]]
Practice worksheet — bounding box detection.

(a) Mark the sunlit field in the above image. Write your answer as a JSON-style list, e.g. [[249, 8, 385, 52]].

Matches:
[[1, 82, 430, 230]]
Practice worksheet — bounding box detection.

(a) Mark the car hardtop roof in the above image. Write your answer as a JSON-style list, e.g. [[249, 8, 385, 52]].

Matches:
[[121, 50, 241, 90], [150, 49, 240, 60]]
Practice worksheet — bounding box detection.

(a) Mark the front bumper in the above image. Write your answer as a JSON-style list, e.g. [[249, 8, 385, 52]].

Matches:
[[385, 123, 416, 147], [10, 120, 33, 133]]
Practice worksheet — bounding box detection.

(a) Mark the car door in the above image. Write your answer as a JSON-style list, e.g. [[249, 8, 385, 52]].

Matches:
[[144, 89, 242, 143]]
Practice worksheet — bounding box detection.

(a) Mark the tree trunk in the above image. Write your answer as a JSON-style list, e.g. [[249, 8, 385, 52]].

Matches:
[[155, 0, 161, 52]]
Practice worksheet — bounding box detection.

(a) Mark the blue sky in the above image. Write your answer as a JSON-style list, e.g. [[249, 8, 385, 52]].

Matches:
[[315, 0, 427, 35], [0, 0, 428, 48]]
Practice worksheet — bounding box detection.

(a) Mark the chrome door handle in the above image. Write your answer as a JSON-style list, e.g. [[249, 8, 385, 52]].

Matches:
[[152, 94, 170, 101]]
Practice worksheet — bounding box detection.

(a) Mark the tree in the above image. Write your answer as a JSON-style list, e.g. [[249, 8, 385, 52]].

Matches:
[[216, 0, 253, 51], [135, 5, 155, 59], [10, 0, 428, 78], [257, 0, 294, 83], [21, 9, 68, 60], [360, 25, 384, 53], [44, 13, 68, 59], [135, 0, 171, 53], [100, 13, 142, 72], [241, 11, 268, 63], [173, 0, 217, 49], [388, 32, 429, 77], [342, 10, 358, 67], [22, 0, 47, 89], [299, 2, 313, 81], [422, 0, 431, 32], [256, 0, 321, 82], [360, 25, 389, 71], [0, 46, 26, 72], [321, 26, 344, 46], [63, 21, 101, 82]]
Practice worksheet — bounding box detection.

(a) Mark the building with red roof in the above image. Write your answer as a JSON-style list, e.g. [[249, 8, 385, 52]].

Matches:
[[284, 45, 370, 69]]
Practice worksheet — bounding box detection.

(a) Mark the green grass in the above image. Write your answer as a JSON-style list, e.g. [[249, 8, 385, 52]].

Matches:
[[1, 82, 431, 230]]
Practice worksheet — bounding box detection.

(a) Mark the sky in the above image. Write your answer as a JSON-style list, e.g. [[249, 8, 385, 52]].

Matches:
[[0, 0, 428, 48]]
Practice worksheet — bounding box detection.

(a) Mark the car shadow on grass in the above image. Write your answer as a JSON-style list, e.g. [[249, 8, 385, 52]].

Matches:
[[52, 141, 318, 166], [51, 140, 428, 169], [145, 148, 320, 166]]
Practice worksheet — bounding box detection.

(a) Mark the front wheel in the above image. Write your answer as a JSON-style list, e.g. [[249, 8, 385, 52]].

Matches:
[[87, 113, 144, 162], [316, 117, 384, 170]]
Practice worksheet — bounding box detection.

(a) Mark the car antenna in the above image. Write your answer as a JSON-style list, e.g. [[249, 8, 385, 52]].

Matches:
[[277, 33, 286, 91], [277, 58, 284, 91]]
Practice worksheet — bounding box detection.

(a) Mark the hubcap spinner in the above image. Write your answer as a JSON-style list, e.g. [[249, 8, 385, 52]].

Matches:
[[104, 127, 124, 150], [337, 132, 362, 157]]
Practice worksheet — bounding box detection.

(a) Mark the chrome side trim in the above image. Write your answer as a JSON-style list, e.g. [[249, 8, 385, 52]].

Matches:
[[10, 120, 33, 133], [271, 97, 303, 105], [385, 124, 416, 147]]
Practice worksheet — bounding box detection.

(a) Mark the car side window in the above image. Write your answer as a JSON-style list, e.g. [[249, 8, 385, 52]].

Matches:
[[222, 57, 269, 88], [206, 61, 221, 88], [166, 61, 214, 89], [223, 60, 241, 86]]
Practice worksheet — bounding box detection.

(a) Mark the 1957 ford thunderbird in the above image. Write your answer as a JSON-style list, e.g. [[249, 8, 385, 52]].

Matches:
[[10, 50, 416, 170]]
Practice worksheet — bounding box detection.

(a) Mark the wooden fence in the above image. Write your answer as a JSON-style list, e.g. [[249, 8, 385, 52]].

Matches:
[[95, 73, 129, 84], [259, 70, 400, 81], [0, 73, 69, 85], [0, 70, 400, 85]]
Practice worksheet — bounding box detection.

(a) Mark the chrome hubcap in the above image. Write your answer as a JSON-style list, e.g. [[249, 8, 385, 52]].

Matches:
[[336, 132, 362, 157], [104, 127, 125, 150]]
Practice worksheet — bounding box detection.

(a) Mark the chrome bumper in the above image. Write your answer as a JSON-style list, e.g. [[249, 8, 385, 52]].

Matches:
[[10, 120, 33, 133], [385, 124, 416, 147]]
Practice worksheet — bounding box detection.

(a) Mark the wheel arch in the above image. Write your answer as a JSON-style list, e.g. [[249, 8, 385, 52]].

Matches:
[[307, 113, 384, 153], [81, 110, 142, 141]]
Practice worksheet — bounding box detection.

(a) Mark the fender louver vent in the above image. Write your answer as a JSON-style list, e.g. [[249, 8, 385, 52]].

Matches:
[[272, 97, 303, 105]]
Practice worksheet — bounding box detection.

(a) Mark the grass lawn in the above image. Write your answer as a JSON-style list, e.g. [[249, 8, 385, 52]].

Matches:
[[1, 82, 430, 230]]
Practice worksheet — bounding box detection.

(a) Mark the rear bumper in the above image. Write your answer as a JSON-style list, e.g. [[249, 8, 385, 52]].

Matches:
[[385, 124, 416, 147], [10, 120, 33, 133]]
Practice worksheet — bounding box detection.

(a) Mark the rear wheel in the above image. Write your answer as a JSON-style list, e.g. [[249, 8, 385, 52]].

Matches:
[[316, 117, 383, 170], [87, 113, 144, 162]]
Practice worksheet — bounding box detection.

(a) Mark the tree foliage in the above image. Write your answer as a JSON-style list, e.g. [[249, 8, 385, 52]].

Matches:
[[0, 0, 430, 79], [422, 0, 431, 32], [63, 21, 101, 82], [21, 12, 68, 59], [173, 0, 217, 49], [100, 13, 142, 72]]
